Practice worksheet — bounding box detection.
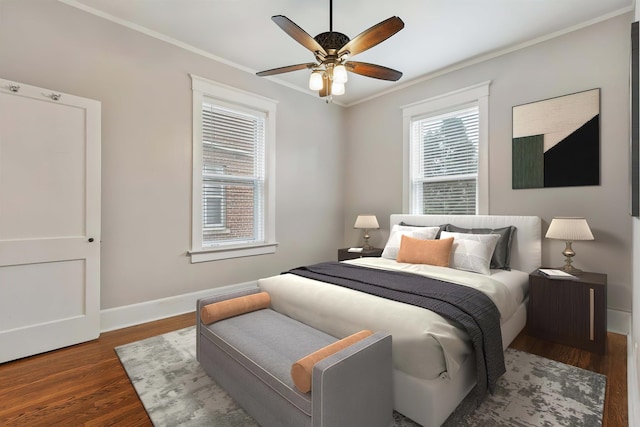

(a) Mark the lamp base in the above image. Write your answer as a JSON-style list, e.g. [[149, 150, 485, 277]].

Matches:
[[558, 240, 583, 275], [362, 238, 373, 250], [362, 230, 373, 250]]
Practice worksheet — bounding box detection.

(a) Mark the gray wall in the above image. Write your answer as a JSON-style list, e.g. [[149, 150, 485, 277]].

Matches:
[[0, 0, 346, 309], [344, 13, 633, 314]]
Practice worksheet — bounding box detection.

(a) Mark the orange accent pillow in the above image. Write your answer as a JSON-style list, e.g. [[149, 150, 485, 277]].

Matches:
[[291, 330, 373, 393], [396, 235, 454, 267], [200, 292, 271, 324]]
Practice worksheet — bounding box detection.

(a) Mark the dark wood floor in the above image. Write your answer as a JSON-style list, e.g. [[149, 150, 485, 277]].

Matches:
[[0, 313, 628, 426]]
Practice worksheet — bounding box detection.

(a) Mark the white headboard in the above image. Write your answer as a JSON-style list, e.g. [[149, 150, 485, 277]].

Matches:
[[390, 214, 541, 274]]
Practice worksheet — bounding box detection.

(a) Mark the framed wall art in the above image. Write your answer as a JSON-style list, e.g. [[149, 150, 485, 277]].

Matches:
[[512, 88, 600, 189]]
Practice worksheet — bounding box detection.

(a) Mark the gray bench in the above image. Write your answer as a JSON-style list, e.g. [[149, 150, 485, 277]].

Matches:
[[197, 288, 393, 427]]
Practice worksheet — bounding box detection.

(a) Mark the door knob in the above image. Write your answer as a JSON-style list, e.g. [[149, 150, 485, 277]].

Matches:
[[88, 238, 94, 242]]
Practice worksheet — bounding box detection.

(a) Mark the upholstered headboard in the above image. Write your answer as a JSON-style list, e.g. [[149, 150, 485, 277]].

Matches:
[[389, 214, 541, 274]]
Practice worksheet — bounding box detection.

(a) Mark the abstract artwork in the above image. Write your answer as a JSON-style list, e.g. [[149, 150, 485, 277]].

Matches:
[[512, 88, 600, 189]]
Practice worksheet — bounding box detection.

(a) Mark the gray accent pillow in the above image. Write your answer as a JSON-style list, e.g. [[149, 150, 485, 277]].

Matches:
[[445, 224, 516, 270]]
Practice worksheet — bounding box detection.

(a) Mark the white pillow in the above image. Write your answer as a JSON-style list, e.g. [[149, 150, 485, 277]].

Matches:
[[440, 231, 500, 275], [381, 225, 440, 260]]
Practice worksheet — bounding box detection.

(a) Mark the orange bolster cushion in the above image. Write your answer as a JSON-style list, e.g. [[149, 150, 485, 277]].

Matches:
[[396, 235, 454, 267], [200, 292, 271, 325], [290, 330, 373, 393]]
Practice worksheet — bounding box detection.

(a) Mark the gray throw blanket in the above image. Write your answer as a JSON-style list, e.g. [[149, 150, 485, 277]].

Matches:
[[287, 262, 505, 403]]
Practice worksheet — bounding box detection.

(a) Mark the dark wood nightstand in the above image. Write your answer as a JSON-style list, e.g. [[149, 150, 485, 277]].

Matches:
[[527, 269, 607, 354], [338, 247, 383, 261]]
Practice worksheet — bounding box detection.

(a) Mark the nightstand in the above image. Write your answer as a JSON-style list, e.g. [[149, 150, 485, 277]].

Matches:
[[338, 247, 383, 261], [527, 269, 607, 354]]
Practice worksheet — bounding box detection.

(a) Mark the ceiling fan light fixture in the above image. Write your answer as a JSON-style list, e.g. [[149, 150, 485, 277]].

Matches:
[[333, 64, 348, 83], [332, 81, 345, 96], [309, 70, 324, 90]]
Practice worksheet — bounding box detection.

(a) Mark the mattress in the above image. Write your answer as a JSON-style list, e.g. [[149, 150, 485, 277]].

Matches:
[[258, 257, 529, 381]]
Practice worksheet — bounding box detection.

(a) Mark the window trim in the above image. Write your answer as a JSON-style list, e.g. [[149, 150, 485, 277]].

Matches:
[[402, 81, 490, 215], [190, 74, 278, 262]]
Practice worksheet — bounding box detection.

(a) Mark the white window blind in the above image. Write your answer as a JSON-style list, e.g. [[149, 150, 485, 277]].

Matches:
[[410, 105, 479, 214], [203, 165, 225, 229], [201, 102, 266, 247]]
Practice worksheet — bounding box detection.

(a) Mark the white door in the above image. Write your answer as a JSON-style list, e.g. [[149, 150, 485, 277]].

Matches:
[[0, 79, 101, 363]]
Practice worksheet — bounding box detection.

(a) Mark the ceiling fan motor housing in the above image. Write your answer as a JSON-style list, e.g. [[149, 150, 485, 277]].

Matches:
[[314, 31, 350, 54]]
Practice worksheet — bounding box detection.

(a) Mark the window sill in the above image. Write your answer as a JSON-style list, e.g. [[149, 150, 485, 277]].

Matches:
[[189, 242, 278, 263]]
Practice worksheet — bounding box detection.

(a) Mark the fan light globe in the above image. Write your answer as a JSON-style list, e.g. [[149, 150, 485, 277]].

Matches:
[[309, 71, 324, 90], [333, 64, 348, 83], [332, 82, 345, 95]]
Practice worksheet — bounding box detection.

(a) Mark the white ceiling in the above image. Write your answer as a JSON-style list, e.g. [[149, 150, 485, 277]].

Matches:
[[64, 0, 633, 106]]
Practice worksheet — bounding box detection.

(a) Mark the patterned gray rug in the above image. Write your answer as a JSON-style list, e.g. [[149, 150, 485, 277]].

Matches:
[[115, 326, 606, 426]]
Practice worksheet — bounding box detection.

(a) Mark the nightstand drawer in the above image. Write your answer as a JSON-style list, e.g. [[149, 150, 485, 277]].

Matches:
[[527, 270, 607, 354], [338, 247, 383, 261]]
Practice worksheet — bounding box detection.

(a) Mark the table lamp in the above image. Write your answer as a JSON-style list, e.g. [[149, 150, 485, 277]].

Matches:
[[545, 217, 594, 274], [354, 215, 379, 250]]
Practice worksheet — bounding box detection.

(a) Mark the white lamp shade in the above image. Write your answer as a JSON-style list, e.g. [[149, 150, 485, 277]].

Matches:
[[545, 217, 594, 241], [331, 81, 345, 95], [309, 71, 324, 90], [333, 64, 348, 83], [354, 215, 379, 229]]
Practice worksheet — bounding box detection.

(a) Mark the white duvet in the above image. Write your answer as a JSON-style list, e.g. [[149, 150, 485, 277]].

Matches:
[[258, 257, 528, 381]]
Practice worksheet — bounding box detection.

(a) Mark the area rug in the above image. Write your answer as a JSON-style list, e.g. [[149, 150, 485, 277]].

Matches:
[[115, 326, 606, 426]]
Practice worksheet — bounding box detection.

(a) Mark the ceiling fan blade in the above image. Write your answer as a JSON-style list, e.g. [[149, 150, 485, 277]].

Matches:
[[338, 16, 404, 57], [272, 15, 327, 55], [346, 61, 403, 81], [256, 63, 316, 77]]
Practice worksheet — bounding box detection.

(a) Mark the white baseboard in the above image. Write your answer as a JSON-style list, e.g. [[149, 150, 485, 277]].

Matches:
[[608, 308, 631, 335], [101, 292, 632, 335], [99, 281, 259, 333]]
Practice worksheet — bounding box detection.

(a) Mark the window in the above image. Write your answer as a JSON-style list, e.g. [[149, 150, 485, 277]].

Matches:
[[403, 82, 490, 215], [190, 75, 277, 262]]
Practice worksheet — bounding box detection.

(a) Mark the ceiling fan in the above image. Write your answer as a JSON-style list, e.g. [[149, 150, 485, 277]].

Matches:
[[256, 0, 404, 100]]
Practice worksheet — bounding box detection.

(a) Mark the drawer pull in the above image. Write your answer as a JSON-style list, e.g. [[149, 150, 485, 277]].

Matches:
[[589, 288, 594, 341]]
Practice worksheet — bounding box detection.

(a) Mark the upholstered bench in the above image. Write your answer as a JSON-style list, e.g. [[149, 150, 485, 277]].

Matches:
[[196, 288, 393, 427]]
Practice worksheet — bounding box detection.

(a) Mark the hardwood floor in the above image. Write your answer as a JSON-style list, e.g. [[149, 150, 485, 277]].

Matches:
[[0, 313, 628, 426], [0, 313, 195, 427]]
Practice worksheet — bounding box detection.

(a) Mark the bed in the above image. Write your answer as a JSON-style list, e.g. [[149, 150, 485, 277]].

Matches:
[[258, 214, 541, 427]]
